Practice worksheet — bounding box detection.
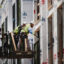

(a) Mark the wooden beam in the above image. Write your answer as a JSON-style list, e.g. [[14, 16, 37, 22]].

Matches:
[[10, 32, 17, 51], [48, 14, 53, 19], [34, 19, 40, 25], [25, 38, 28, 51]]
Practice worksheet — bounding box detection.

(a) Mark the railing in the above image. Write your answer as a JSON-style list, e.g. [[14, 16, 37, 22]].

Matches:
[[10, 32, 34, 51], [0, 32, 34, 58]]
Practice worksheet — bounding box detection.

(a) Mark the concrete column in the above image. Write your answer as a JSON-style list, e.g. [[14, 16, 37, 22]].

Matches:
[[21, 58, 33, 64], [15, 0, 17, 27], [15, 59, 17, 64], [40, 0, 48, 64], [7, 1, 13, 32], [8, 59, 12, 64]]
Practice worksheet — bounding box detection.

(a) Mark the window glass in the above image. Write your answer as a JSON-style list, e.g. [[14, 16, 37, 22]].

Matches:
[[12, 4, 15, 30], [4, 17, 8, 33], [17, 0, 21, 26]]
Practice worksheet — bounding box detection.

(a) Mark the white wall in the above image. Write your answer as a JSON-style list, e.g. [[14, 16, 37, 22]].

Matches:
[[7, 1, 13, 32], [21, 0, 34, 24]]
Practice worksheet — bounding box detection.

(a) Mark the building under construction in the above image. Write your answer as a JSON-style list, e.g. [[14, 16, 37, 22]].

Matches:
[[0, 0, 64, 64]]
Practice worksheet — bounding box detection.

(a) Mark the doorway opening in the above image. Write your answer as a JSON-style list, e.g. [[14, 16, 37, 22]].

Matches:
[[57, 5, 63, 64], [34, 29, 40, 64], [48, 15, 53, 64]]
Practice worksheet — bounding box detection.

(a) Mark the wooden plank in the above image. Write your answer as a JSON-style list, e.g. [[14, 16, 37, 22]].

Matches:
[[10, 32, 17, 51], [25, 38, 28, 51], [0, 51, 35, 59]]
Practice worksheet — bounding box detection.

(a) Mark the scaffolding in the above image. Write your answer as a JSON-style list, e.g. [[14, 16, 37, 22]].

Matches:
[[0, 32, 35, 58]]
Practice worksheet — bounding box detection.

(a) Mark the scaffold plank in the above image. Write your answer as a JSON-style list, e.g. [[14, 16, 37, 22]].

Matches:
[[0, 51, 35, 59]]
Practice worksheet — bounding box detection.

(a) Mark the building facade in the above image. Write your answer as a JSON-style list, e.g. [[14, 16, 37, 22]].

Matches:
[[0, 0, 21, 64], [0, 0, 64, 64], [40, 0, 63, 64], [34, 0, 64, 64]]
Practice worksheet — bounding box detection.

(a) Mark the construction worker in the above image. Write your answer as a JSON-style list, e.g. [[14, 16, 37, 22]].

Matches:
[[13, 25, 22, 34], [13, 24, 26, 34], [13, 25, 21, 48], [17, 30, 27, 51], [17, 23, 34, 51], [28, 23, 34, 51], [13, 24, 25, 48], [23, 23, 34, 34]]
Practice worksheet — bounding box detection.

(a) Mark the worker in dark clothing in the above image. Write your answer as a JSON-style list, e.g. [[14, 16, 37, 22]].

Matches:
[[17, 32, 27, 51], [3, 33, 8, 55], [17, 23, 34, 51], [13, 24, 26, 49]]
